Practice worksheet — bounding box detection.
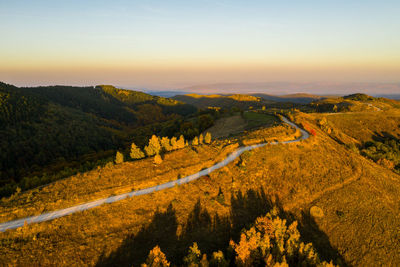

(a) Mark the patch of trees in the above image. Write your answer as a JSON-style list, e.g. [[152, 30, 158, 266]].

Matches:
[[361, 138, 400, 173], [0, 82, 46, 127], [128, 132, 212, 164], [0, 103, 117, 197], [141, 209, 335, 266], [343, 93, 374, 101]]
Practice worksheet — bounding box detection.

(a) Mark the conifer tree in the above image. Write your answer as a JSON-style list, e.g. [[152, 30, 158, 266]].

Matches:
[[204, 132, 212, 144], [199, 133, 204, 144], [192, 136, 199, 146], [170, 137, 178, 150], [130, 142, 145, 159], [142, 246, 170, 267], [144, 135, 161, 156], [115, 151, 124, 164], [160, 137, 172, 152], [183, 243, 202, 266], [177, 135, 185, 149]]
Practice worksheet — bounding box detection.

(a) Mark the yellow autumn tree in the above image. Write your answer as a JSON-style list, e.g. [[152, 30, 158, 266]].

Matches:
[[230, 208, 336, 267], [141, 246, 170, 267], [145, 135, 161, 156]]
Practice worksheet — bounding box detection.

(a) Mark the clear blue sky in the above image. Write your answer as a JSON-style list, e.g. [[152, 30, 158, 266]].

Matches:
[[1, 0, 399, 88]]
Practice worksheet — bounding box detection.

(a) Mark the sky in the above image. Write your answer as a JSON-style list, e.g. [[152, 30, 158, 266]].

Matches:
[[1, 0, 400, 90]]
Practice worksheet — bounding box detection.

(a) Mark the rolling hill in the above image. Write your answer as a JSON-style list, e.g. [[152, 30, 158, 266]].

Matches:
[[0, 82, 197, 197], [1, 92, 400, 266], [172, 93, 273, 109]]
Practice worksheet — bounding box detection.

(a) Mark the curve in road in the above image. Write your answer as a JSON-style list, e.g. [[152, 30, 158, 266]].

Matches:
[[0, 116, 309, 232]]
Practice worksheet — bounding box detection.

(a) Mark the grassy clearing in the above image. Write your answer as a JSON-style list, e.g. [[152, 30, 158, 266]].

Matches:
[[314, 109, 400, 143], [243, 111, 280, 129], [205, 112, 281, 140], [202, 114, 247, 139]]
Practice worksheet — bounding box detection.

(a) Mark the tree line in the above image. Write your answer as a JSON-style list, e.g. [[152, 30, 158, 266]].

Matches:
[[116, 133, 212, 164]]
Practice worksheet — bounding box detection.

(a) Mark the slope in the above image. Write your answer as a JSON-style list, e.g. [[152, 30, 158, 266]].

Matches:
[[1, 110, 400, 266], [0, 82, 197, 197]]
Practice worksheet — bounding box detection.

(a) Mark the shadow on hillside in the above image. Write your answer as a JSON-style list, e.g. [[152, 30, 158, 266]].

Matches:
[[371, 131, 399, 142], [96, 188, 346, 266]]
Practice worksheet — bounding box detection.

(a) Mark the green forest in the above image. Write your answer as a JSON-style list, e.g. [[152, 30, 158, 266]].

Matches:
[[0, 82, 214, 197]]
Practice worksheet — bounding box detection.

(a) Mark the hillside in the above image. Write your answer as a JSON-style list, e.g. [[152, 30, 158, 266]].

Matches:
[[0, 82, 197, 197], [307, 93, 400, 113], [172, 93, 273, 109], [1, 105, 400, 265], [251, 93, 330, 104]]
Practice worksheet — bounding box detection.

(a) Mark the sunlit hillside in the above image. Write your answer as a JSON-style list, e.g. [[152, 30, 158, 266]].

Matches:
[[1, 97, 400, 265]]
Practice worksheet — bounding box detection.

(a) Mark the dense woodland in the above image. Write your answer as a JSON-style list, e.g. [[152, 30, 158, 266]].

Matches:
[[0, 82, 212, 197]]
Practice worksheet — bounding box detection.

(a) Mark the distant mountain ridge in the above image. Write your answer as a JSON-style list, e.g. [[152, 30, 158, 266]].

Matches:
[[181, 82, 400, 95]]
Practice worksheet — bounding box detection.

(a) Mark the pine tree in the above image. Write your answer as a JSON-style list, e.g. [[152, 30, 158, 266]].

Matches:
[[160, 137, 172, 152], [130, 142, 145, 159], [192, 136, 199, 146], [177, 135, 185, 149], [142, 246, 170, 267], [170, 137, 178, 150], [199, 134, 204, 144], [204, 132, 212, 144], [115, 151, 124, 164], [183, 243, 202, 266], [144, 135, 161, 156]]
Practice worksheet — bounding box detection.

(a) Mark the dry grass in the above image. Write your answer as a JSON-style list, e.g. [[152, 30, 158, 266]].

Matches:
[[313, 109, 400, 144], [203, 115, 247, 139], [1, 111, 400, 266]]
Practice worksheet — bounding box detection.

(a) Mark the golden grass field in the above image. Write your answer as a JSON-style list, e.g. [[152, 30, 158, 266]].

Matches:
[[1, 109, 400, 266]]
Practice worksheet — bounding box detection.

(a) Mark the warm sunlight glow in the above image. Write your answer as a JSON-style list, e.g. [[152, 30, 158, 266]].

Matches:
[[1, 0, 399, 90]]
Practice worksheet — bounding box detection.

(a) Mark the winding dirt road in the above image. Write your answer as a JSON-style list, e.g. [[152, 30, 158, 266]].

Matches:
[[0, 116, 309, 232]]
